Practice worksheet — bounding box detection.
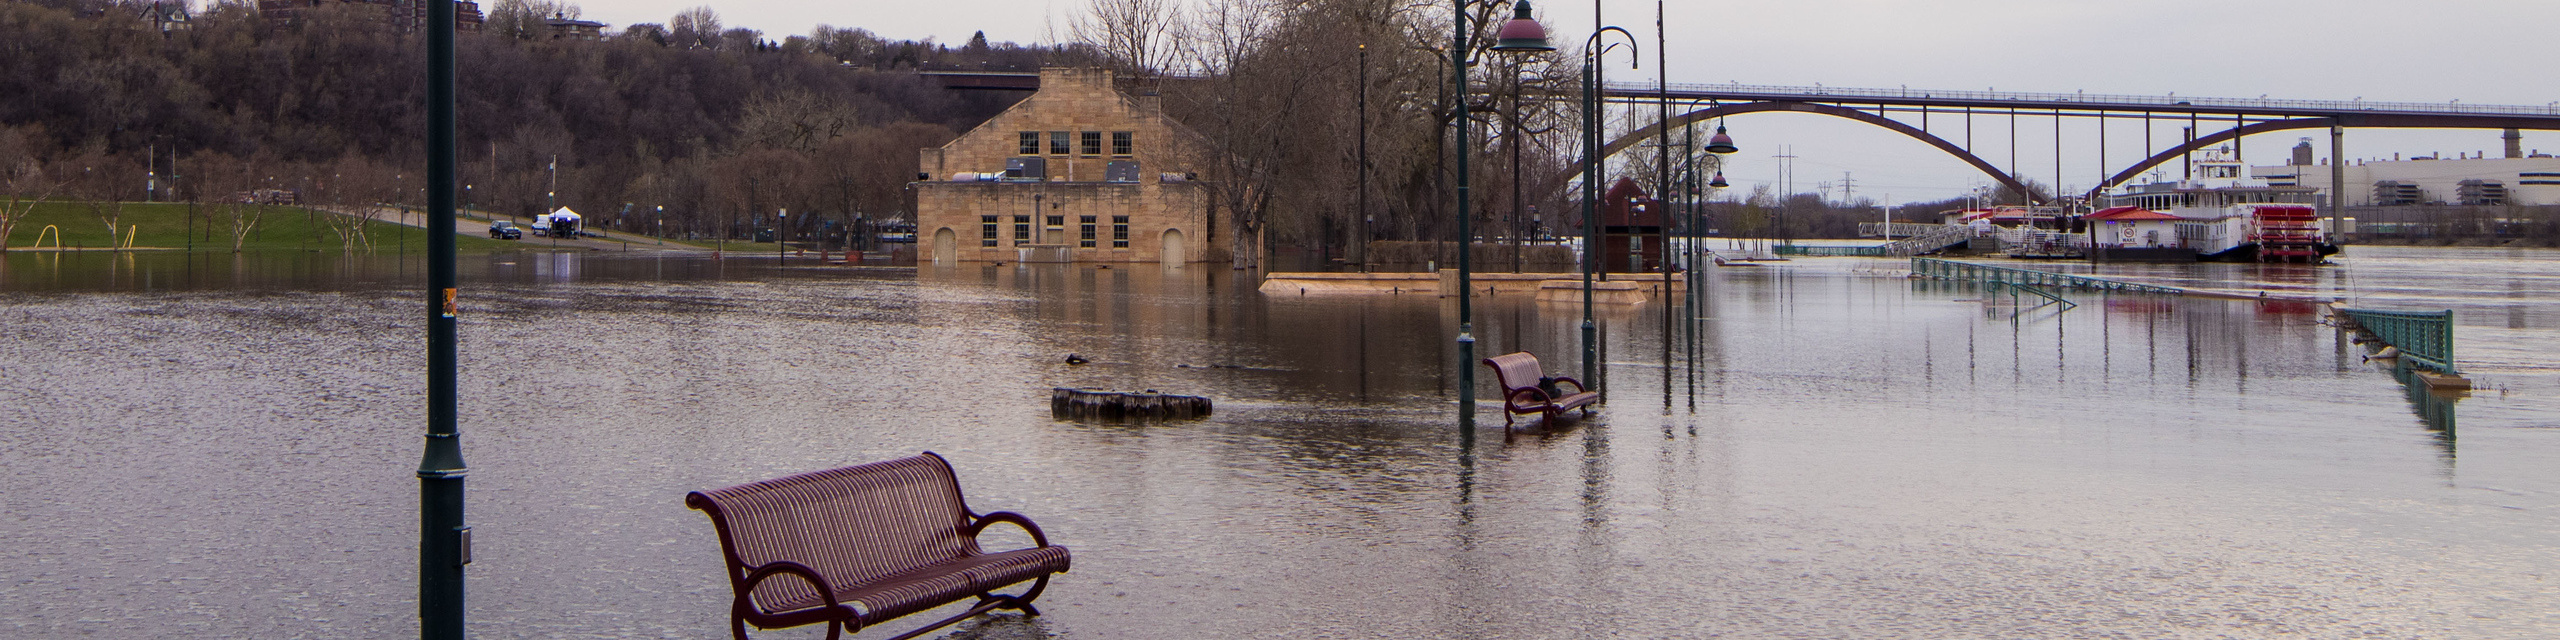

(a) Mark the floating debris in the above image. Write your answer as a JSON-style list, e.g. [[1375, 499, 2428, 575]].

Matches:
[[1051, 388, 1212, 422]]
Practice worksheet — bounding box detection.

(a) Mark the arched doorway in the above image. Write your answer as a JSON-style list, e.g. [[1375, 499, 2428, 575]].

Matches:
[[931, 227, 957, 264], [1160, 229, 1186, 266]]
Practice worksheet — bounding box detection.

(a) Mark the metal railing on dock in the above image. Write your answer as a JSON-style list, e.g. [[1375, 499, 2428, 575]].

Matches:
[[1780, 226, 1978, 258], [1909, 258, 2186, 294], [2334, 308, 2457, 374]]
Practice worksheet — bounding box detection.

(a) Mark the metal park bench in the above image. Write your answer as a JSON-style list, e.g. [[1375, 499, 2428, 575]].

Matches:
[[685, 453, 1071, 640], [1481, 352, 1601, 427]]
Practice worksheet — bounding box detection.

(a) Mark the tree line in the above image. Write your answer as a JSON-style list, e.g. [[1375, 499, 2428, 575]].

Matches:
[[0, 0, 1084, 249], [2, 0, 2051, 258]]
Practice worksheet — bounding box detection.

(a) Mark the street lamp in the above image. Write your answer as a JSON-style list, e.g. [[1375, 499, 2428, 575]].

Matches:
[[1579, 25, 1637, 396], [1455, 0, 1553, 433], [1672, 97, 1735, 412]]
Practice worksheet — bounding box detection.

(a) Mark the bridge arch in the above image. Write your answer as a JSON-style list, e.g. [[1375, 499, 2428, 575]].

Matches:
[[2085, 115, 2560, 202], [2085, 118, 2332, 202], [1575, 102, 2038, 204]]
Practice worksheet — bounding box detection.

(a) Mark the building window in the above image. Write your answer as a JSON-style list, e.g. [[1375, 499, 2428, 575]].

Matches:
[[1112, 215, 1130, 248], [1078, 216, 1098, 248], [1112, 132, 1133, 156], [1013, 215, 1030, 244], [1049, 131, 1070, 155], [980, 216, 998, 247], [1081, 131, 1103, 156], [1018, 132, 1039, 156]]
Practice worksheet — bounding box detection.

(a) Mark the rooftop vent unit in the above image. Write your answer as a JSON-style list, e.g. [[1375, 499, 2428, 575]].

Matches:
[[1104, 160, 1141, 183], [1004, 157, 1047, 181]]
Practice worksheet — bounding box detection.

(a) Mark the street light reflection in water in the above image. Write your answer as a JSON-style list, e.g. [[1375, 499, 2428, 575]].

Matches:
[[2, 246, 2556, 638]]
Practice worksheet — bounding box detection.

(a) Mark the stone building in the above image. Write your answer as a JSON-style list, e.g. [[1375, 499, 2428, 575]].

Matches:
[[915, 67, 1217, 264]]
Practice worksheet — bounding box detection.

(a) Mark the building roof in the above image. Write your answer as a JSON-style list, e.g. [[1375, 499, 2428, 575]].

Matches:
[[2084, 206, 2181, 221]]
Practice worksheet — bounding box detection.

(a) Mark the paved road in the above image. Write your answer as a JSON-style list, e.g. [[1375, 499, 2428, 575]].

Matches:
[[337, 206, 706, 252]]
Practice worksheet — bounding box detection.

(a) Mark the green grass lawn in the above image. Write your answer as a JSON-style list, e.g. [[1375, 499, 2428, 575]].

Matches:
[[8, 201, 533, 253]]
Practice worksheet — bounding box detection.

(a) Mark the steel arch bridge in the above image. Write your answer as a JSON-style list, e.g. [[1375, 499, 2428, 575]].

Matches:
[[1583, 82, 2560, 204], [918, 71, 2560, 205]]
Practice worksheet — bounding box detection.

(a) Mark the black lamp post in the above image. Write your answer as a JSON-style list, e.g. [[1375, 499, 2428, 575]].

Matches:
[[1579, 26, 1636, 395], [1671, 97, 1734, 411], [1455, 0, 1553, 433], [419, 0, 466, 636]]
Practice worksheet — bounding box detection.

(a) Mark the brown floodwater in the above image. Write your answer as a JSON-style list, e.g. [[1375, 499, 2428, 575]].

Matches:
[[2, 245, 2555, 638]]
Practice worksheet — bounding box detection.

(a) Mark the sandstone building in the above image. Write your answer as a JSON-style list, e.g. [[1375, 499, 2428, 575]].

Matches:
[[915, 67, 1217, 264]]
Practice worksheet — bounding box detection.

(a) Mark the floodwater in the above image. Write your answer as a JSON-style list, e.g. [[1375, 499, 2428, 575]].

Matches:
[[3, 245, 2556, 638]]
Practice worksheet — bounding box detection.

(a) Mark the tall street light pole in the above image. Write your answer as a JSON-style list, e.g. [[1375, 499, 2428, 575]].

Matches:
[[1457, 0, 1553, 434], [1673, 97, 1735, 412], [1656, 1, 1671, 403], [420, 0, 467, 636], [1580, 26, 1636, 396]]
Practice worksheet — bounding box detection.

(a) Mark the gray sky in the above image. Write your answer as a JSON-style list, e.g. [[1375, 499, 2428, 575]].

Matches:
[[574, 0, 2560, 203]]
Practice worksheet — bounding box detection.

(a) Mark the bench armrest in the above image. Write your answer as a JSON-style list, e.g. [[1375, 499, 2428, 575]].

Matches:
[[740, 560, 842, 615], [1546, 375, 1588, 395], [1504, 386, 1552, 406], [965, 511, 1052, 548]]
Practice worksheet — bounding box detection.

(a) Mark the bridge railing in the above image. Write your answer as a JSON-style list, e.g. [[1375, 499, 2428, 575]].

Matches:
[[1605, 81, 2560, 118], [2335, 308, 2457, 374], [1909, 257, 2185, 295]]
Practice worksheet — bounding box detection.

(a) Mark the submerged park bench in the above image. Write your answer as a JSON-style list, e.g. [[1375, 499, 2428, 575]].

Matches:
[[686, 453, 1071, 640], [1481, 352, 1601, 427]]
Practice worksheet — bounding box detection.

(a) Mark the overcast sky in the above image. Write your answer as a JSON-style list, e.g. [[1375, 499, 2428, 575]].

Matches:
[[572, 0, 2560, 203]]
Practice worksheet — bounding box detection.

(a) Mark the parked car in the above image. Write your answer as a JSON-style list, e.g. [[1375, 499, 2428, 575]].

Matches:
[[489, 220, 522, 240]]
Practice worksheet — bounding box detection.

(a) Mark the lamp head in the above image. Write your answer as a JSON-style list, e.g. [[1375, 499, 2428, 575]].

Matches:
[[1709, 171, 1730, 188], [1706, 125, 1739, 155], [1492, 1, 1555, 53]]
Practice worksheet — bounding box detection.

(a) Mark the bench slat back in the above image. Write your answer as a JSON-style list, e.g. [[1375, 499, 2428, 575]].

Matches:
[[1483, 353, 1546, 392], [689, 453, 979, 613]]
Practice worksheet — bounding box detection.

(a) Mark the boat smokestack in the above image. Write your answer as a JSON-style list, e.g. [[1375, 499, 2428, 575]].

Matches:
[[2504, 128, 2523, 159]]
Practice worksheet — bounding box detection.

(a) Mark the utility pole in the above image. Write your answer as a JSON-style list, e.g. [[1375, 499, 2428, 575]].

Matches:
[[1772, 146, 1797, 250]]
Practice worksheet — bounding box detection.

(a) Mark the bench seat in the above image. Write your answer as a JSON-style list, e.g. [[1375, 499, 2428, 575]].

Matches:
[[1481, 352, 1600, 427], [688, 453, 1070, 640]]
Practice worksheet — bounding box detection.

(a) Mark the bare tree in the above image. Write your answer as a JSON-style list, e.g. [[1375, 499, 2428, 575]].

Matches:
[[0, 126, 64, 252], [1070, 0, 1185, 79], [736, 90, 859, 154]]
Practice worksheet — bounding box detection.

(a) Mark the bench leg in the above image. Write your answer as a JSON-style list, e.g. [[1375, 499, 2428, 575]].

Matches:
[[980, 573, 1052, 616], [732, 615, 845, 640]]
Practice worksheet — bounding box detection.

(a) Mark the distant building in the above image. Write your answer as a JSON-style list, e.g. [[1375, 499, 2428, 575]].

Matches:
[[543, 13, 604, 40], [257, 0, 485, 33], [136, 0, 190, 34], [2253, 141, 2560, 206], [913, 67, 1218, 264]]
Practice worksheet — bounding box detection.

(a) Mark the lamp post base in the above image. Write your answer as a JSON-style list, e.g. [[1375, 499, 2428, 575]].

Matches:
[[1458, 330, 1477, 432]]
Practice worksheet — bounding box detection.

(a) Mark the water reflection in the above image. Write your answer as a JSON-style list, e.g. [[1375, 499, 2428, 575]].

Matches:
[[5, 248, 2559, 638], [2372, 355, 2464, 454]]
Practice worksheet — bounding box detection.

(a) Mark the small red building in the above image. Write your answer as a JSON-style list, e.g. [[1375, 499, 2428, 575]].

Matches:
[[1600, 177, 1663, 274]]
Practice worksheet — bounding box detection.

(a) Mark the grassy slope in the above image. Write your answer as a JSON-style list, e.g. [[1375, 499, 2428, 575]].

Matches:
[[9, 201, 541, 253]]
